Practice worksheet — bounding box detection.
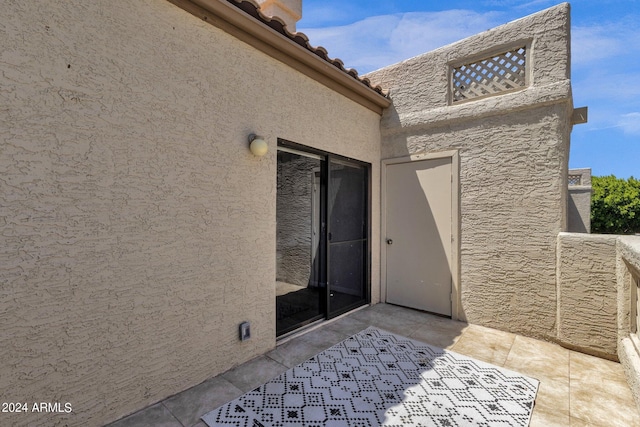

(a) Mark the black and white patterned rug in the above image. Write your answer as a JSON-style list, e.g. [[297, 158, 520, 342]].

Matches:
[[202, 327, 538, 426]]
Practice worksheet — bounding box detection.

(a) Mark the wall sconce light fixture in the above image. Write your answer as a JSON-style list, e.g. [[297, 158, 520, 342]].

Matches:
[[248, 134, 268, 157]]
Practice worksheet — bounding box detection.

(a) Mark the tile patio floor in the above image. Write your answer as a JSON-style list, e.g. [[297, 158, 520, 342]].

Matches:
[[107, 303, 640, 427]]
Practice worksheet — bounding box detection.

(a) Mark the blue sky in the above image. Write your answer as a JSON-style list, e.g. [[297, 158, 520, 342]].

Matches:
[[297, 1, 640, 179]]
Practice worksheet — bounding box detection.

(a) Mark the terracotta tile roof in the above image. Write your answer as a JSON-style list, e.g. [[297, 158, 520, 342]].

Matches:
[[227, 0, 387, 96]]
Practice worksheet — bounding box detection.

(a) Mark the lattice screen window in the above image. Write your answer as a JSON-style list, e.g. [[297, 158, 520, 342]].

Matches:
[[451, 46, 527, 102], [568, 174, 582, 186]]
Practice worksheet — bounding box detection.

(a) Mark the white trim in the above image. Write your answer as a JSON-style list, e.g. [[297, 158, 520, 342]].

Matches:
[[380, 150, 462, 321]]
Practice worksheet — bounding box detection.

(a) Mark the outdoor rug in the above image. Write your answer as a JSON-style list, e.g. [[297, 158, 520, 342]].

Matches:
[[202, 327, 539, 427]]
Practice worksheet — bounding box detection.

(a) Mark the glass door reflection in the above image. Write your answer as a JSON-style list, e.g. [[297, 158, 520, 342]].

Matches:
[[276, 149, 326, 336]]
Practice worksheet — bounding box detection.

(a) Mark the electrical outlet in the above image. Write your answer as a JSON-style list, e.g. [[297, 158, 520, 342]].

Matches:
[[239, 321, 251, 341]]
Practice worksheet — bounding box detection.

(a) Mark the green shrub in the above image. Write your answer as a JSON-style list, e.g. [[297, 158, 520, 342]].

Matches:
[[591, 175, 640, 234]]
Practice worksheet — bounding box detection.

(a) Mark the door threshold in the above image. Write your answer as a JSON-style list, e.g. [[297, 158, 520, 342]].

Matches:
[[276, 304, 371, 346], [385, 302, 452, 319], [276, 319, 325, 344]]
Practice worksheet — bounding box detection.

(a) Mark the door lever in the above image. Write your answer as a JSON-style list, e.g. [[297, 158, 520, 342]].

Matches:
[[386, 238, 393, 245]]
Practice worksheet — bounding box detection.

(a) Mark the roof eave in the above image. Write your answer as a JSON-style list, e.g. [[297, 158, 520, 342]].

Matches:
[[168, 0, 391, 114]]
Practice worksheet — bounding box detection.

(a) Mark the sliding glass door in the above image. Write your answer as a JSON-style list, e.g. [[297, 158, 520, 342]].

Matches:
[[276, 148, 325, 336], [327, 159, 368, 317], [276, 142, 369, 336]]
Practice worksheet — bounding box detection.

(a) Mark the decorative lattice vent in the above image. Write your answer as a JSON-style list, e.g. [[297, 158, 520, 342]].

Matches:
[[452, 46, 527, 102], [568, 174, 582, 186]]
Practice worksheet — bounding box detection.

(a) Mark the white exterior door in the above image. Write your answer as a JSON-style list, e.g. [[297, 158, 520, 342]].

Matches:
[[385, 157, 453, 316]]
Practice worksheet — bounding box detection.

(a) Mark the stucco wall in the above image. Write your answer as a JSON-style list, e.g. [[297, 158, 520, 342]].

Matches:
[[568, 187, 592, 233], [557, 233, 618, 359], [618, 237, 640, 340], [552, 232, 640, 408], [567, 168, 592, 233], [0, 1, 381, 426], [367, 3, 572, 339], [617, 236, 640, 410]]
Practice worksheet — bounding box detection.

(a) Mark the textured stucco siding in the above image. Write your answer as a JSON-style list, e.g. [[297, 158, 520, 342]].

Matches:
[[617, 237, 640, 410], [567, 168, 592, 233], [618, 237, 640, 342], [568, 187, 592, 233], [367, 4, 572, 339], [0, 1, 381, 426], [557, 233, 618, 359]]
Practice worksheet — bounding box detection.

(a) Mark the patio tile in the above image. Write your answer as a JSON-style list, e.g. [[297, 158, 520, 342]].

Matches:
[[502, 335, 571, 416], [106, 304, 640, 427], [416, 311, 468, 329], [569, 351, 640, 426], [268, 326, 347, 368], [571, 372, 640, 408], [300, 324, 353, 349], [570, 374, 638, 423], [569, 351, 630, 392], [162, 376, 243, 427], [569, 415, 608, 426], [221, 356, 289, 393], [529, 406, 571, 426], [267, 337, 318, 368], [449, 323, 516, 366], [324, 314, 369, 339], [504, 335, 570, 382], [347, 304, 424, 336], [408, 317, 468, 349], [569, 389, 639, 426], [105, 403, 182, 427], [532, 377, 570, 415]]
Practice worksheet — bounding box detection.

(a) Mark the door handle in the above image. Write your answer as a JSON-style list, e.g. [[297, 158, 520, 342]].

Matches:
[[386, 238, 393, 245]]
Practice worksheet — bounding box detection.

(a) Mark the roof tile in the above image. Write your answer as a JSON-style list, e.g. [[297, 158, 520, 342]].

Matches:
[[226, 0, 387, 96]]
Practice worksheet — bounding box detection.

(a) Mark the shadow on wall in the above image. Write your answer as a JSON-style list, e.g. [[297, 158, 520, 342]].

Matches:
[[567, 196, 588, 233]]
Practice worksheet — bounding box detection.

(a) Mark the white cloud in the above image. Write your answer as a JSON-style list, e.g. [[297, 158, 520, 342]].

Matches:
[[572, 17, 640, 66], [515, 0, 556, 9], [573, 70, 640, 106], [298, 3, 363, 27], [300, 7, 640, 76], [388, 10, 503, 57], [618, 113, 640, 135], [571, 22, 640, 133], [299, 10, 505, 73], [572, 26, 626, 66], [482, 0, 554, 9], [299, 6, 640, 143]]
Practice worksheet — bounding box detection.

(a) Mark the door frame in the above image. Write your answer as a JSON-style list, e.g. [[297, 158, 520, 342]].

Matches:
[[276, 139, 371, 336], [381, 150, 462, 321]]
